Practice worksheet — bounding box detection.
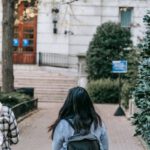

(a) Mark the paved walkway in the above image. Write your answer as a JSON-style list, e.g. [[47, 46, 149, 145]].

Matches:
[[12, 103, 146, 150]]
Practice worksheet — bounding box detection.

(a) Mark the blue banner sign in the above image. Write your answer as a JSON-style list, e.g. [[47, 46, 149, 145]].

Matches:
[[112, 60, 127, 73], [23, 39, 29, 47], [13, 39, 19, 46]]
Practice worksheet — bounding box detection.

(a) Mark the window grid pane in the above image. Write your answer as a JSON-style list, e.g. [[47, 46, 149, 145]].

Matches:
[[120, 8, 133, 28]]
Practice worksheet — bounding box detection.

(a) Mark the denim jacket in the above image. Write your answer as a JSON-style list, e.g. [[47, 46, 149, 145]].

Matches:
[[52, 119, 108, 150]]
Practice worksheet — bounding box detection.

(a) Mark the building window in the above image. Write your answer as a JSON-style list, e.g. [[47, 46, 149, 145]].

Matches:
[[119, 7, 133, 28]]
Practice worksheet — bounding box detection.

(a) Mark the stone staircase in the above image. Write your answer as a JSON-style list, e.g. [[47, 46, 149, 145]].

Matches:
[[0, 65, 78, 102]]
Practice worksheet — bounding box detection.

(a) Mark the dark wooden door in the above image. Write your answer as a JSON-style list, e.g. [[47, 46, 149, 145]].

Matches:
[[13, 2, 37, 64]]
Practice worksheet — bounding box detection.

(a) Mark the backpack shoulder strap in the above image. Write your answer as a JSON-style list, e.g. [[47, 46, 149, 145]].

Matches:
[[0, 103, 3, 117], [64, 118, 75, 130]]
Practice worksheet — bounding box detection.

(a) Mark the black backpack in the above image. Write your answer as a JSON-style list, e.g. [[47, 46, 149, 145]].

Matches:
[[65, 119, 101, 150]]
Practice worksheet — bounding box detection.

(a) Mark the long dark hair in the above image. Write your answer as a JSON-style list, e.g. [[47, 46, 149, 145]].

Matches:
[[49, 86, 102, 139]]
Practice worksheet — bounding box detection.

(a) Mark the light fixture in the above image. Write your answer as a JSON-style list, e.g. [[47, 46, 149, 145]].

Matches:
[[64, 30, 74, 35], [51, 8, 59, 34]]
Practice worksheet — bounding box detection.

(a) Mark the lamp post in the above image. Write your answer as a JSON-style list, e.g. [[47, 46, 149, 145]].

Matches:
[[51, 8, 59, 34]]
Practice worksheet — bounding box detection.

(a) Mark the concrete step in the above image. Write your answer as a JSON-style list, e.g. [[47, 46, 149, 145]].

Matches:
[[35, 91, 68, 96], [0, 65, 78, 102], [14, 82, 76, 86], [36, 96, 66, 102], [11, 73, 76, 78], [14, 84, 76, 88]]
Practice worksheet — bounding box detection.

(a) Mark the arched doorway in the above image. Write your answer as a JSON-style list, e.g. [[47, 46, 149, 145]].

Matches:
[[13, 1, 37, 64]]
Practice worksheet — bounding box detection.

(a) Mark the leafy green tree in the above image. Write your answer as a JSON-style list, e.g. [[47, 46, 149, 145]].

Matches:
[[133, 11, 150, 147], [86, 22, 132, 80]]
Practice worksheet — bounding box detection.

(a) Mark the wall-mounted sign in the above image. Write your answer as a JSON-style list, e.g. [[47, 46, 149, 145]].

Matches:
[[13, 39, 19, 46], [23, 39, 29, 47], [112, 60, 127, 73]]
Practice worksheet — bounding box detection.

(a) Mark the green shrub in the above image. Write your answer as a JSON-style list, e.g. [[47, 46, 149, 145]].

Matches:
[[132, 10, 150, 148], [132, 109, 150, 147], [87, 79, 119, 103], [0, 92, 31, 107], [86, 21, 132, 80]]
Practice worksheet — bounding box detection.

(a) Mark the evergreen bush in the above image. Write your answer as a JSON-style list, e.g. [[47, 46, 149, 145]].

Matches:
[[86, 21, 139, 106], [133, 11, 150, 148], [86, 22, 132, 80], [87, 79, 119, 103], [0, 92, 31, 107]]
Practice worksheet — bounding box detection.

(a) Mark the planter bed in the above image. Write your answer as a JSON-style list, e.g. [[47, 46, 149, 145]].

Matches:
[[0, 88, 38, 119], [12, 98, 38, 119]]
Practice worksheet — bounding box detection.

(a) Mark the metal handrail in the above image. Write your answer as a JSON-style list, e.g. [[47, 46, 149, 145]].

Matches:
[[38, 52, 78, 68]]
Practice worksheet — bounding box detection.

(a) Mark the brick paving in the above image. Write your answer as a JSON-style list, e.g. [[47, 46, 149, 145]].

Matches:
[[95, 104, 145, 150], [12, 103, 146, 150]]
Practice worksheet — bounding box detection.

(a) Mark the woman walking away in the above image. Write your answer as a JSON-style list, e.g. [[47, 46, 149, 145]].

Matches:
[[49, 86, 108, 150]]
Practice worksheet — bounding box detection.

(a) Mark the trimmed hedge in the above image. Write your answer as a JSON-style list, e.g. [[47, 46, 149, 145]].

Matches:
[[0, 92, 38, 119], [0, 92, 31, 107], [12, 99, 38, 119], [15, 87, 34, 98], [87, 79, 119, 103]]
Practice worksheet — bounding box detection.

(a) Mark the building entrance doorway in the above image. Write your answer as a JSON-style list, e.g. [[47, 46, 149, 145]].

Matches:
[[13, 1, 37, 64]]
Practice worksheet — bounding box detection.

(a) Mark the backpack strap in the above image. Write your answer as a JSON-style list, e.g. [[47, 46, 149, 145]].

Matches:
[[64, 118, 75, 130], [0, 103, 2, 116]]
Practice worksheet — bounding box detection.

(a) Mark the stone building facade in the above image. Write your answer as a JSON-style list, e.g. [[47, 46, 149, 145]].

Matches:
[[0, 0, 149, 66]]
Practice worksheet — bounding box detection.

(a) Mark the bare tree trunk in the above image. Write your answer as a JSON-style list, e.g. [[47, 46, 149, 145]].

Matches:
[[2, 0, 15, 92]]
